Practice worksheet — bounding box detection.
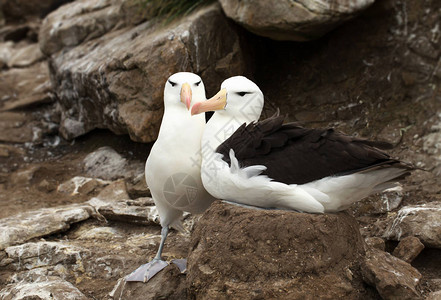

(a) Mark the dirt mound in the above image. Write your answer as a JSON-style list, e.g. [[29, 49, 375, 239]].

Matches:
[[187, 201, 374, 299]]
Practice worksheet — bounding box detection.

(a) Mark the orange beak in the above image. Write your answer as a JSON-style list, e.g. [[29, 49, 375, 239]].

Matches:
[[180, 83, 192, 110], [191, 88, 227, 115]]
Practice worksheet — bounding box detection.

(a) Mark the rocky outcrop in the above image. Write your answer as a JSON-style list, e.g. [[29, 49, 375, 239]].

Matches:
[[187, 201, 373, 299], [41, 1, 248, 142], [384, 202, 441, 248], [219, 0, 375, 41]]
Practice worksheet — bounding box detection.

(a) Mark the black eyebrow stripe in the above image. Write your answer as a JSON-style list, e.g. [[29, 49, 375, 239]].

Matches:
[[168, 79, 177, 86]]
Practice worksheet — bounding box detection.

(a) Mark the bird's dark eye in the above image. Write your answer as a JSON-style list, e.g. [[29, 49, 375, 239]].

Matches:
[[168, 80, 177, 87], [237, 92, 250, 97], [195, 80, 201, 86]]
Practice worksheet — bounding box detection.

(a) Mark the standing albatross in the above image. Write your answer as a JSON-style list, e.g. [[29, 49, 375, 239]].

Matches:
[[191, 76, 412, 213], [126, 72, 215, 282]]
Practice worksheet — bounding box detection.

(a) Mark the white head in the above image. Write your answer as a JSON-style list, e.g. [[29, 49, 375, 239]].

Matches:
[[164, 72, 206, 111], [191, 76, 264, 123]]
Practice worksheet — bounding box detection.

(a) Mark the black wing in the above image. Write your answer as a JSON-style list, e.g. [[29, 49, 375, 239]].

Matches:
[[216, 114, 412, 185]]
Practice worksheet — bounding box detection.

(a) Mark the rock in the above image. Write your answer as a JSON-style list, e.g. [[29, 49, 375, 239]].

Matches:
[[383, 202, 441, 248], [352, 188, 404, 215], [427, 291, 441, 300], [87, 180, 158, 225], [126, 172, 151, 198], [87, 179, 130, 202], [365, 237, 386, 251], [37, 179, 57, 192], [0, 147, 9, 157], [39, 0, 130, 56], [392, 236, 425, 263], [0, 22, 39, 42], [1, 0, 72, 22], [89, 197, 159, 225], [0, 275, 88, 300], [361, 248, 422, 300], [1, 241, 84, 271], [7, 43, 44, 68], [10, 166, 41, 186], [83, 147, 143, 181], [110, 264, 186, 300], [0, 204, 93, 250], [0, 41, 14, 67], [187, 201, 371, 299], [43, 2, 248, 142], [0, 61, 52, 112], [218, 0, 375, 41], [76, 226, 122, 240], [57, 176, 110, 195], [0, 112, 35, 143]]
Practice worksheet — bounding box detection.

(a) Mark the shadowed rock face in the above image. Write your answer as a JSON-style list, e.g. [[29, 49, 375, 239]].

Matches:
[[187, 201, 371, 299], [1, 0, 73, 23], [219, 0, 375, 41], [41, 1, 249, 143]]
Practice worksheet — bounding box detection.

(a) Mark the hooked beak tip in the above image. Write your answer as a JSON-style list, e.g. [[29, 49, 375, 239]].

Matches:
[[191, 102, 201, 115]]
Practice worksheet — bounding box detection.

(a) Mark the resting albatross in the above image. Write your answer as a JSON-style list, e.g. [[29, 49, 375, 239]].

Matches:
[[126, 72, 215, 282], [191, 76, 412, 213]]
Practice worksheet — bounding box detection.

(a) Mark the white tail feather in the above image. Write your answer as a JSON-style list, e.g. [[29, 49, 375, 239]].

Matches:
[[205, 150, 407, 214]]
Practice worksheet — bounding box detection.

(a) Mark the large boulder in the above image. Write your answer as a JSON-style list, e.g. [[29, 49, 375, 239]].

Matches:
[[218, 0, 375, 41], [41, 1, 248, 142], [187, 201, 374, 299]]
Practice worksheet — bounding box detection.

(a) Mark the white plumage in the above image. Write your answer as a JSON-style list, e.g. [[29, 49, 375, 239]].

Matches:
[[126, 72, 215, 282], [192, 76, 411, 213]]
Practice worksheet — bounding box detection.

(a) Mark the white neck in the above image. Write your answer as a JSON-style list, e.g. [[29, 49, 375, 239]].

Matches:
[[201, 112, 250, 163], [158, 105, 206, 152]]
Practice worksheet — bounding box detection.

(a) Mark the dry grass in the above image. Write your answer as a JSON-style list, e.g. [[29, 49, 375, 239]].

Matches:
[[137, 0, 215, 23]]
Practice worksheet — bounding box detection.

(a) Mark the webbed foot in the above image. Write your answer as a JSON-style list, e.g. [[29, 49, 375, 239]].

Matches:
[[171, 258, 187, 273], [125, 259, 169, 282]]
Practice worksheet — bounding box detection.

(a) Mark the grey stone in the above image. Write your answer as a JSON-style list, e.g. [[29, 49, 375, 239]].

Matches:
[[2, 241, 85, 271], [87, 180, 159, 225], [353, 188, 404, 215], [0, 204, 93, 250], [83, 147, 143, 181], [219, 0, 375, 41], [39, 0, 126, 56], [76, 226, 122, 240], [7, 43, 44, 68], [384, 202, 441, 248], [89, 197, 159, 226], [57, 176, 110, 195], [0, 275, 88, 300], [426, 290, 441, 300]]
